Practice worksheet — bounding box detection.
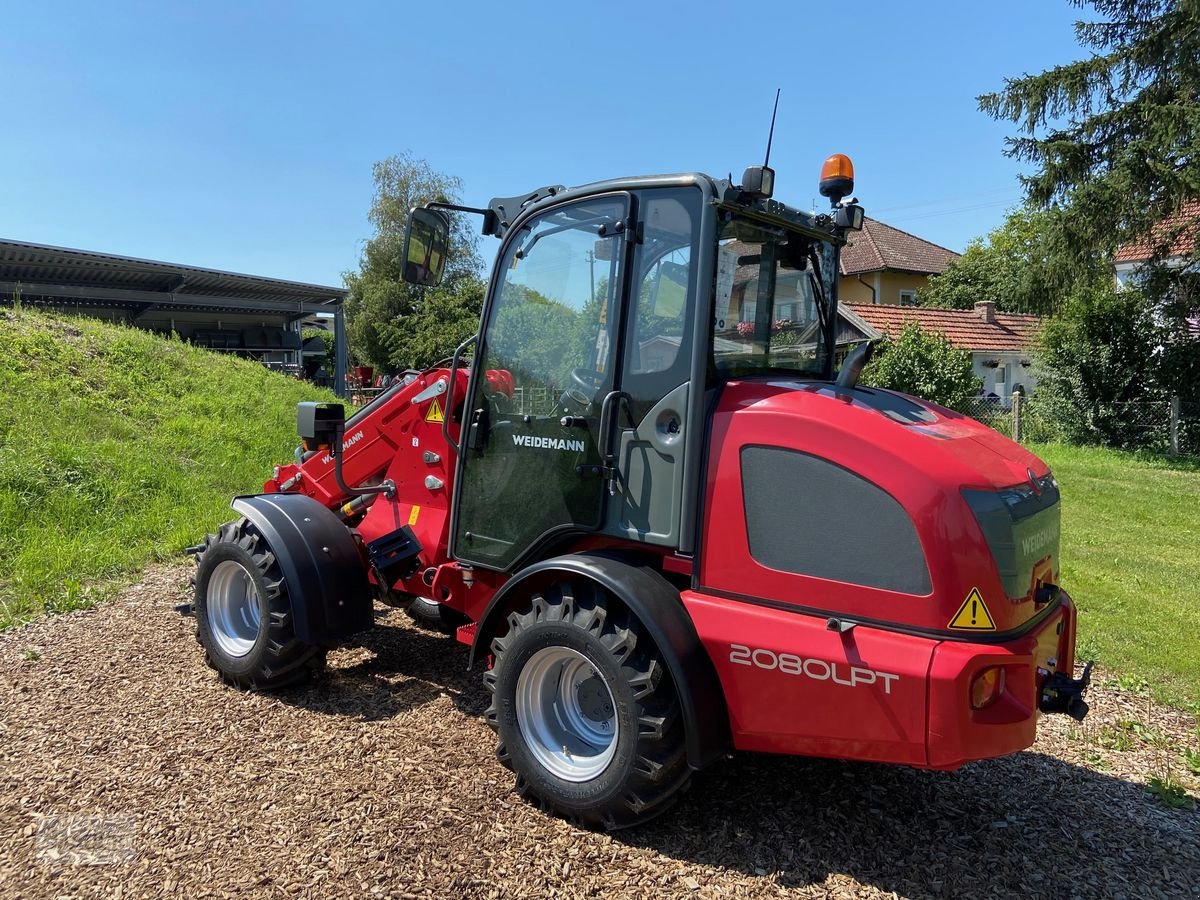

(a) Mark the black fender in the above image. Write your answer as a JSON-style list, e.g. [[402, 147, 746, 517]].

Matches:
[[231, 493, 372, 644], [470, 552, 731, 770]]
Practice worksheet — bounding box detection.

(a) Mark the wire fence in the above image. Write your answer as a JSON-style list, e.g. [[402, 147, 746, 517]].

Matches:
[[955, 395, 1200, 457], [509, 386, 560, 417]]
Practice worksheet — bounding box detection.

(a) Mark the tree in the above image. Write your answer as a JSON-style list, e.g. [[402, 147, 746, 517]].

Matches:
[[859, 323, 982, 410], [921, 206, 1102, 315], [382, 277, 485, 371], [343, 153, 486, 371], [979, 1, 1200, 313], [301, 327, 336, 376], [1035, 281, 1165, 447]]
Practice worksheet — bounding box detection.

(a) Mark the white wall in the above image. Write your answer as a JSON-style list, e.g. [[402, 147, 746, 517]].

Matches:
[[971, 351, 1037, 404]]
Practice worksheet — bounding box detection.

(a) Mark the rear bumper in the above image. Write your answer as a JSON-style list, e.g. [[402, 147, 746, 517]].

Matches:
[[926, 592, 1081, 769], [683, 589, 1083, 770]]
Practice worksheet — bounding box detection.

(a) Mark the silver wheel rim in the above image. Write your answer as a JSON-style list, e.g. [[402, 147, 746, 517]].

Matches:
[[207, 560, 263, 658], [515, 646, 618, 782]]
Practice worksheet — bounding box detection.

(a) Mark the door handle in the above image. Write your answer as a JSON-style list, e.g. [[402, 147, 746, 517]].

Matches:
[[597, 390, 631, 495]]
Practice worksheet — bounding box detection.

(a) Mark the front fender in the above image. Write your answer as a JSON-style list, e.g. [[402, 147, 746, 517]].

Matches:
[[470, 552, 730, 770], [231, 493, 372, 644]]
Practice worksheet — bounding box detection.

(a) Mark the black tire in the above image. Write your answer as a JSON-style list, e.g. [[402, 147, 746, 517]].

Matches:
[[193, 518, 326, 690], [404, 594, 470, 633], [484, 579, 690, 829]]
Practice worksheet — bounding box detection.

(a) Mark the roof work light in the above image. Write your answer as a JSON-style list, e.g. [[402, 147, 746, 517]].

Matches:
[[740, 165, 775, 200]]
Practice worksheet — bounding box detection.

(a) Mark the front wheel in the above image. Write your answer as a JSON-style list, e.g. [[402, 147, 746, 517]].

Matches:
[[484, 580, 690, 829], [403, 594, 470, 634], [193, 518, 326, 690]]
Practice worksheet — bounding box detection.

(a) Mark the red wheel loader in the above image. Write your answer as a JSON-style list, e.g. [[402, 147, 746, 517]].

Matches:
[[191, 156, 1091, 829]]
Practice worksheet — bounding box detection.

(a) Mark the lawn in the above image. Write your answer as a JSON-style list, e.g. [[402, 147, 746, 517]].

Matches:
[[1036, 443, 1200, 708], [0, 308, 337, 628]]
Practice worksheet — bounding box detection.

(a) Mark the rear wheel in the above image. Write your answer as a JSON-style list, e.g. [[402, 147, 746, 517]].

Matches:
[[194, 518, 325, 690], [484, 579, 690, 829]]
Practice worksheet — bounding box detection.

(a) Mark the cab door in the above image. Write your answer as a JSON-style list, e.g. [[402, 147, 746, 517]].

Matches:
[[452, 194, 632, 570], [604, 187, 703, 548]]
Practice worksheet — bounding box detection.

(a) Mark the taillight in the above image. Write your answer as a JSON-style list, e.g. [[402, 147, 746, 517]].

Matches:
[[971, 667, 1006, 709]]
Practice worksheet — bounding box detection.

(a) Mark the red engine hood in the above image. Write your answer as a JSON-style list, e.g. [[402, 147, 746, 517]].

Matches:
[[723, 380, 1051, 490]]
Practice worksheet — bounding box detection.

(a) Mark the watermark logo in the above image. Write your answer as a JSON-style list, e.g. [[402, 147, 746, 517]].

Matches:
[[32, 813, 138, 866]]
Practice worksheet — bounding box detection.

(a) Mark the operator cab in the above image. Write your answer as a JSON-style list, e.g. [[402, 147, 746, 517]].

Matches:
[[401, 160, 865, 573]]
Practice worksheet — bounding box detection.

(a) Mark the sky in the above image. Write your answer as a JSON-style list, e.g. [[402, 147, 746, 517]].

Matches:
[[0, 0, 1091, 288]]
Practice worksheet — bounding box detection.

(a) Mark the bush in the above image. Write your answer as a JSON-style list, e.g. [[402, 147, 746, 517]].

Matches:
[[859, 322, 981, 410], [1035, 283, 1165, 448]]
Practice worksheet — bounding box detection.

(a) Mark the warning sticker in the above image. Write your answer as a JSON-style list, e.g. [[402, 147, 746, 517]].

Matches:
[[408, 505, 421, 526], [424, 398, 444, 424], [948, 588, 996, 631]]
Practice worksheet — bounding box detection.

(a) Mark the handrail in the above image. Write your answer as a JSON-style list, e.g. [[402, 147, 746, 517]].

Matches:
[[444, 334, 477, 455]]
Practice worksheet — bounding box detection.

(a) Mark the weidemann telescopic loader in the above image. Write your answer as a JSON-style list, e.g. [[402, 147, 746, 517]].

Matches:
[[191, 154, 1091, 828]]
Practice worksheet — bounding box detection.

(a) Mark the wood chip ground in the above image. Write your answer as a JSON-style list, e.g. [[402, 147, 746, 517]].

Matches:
[[1, 565, 1197, 899]]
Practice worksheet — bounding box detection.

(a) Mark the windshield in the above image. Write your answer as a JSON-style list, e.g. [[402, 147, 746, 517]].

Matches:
[[712, 214, 838, 378]]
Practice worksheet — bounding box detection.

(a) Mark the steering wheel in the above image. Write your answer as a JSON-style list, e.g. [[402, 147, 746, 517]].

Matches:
[[561, 367, 605, 411]]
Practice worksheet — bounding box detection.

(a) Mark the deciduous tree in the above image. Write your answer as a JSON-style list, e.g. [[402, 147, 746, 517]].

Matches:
[[920, 207, 1099, 315], [343, 153, 485, 371]]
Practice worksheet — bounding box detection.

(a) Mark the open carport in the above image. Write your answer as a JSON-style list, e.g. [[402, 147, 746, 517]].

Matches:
[[0, 238, 349, 395]]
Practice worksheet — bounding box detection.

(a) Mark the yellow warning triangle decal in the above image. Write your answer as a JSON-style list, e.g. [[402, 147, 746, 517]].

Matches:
[[425, 397, 444, 424], [948, 588, 996, 631]]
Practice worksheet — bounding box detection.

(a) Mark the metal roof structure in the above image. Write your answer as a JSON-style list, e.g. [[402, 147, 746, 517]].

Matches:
[[0, 237, 346, 315], [0, 237, 349, 395]]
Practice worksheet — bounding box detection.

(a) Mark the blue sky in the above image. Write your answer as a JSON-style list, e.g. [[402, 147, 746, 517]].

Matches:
[[1, 0, 1088, 288]]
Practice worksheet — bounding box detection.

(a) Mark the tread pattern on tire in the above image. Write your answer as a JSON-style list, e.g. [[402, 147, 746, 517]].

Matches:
[[194, 518, 326, 691], [403, 594, 469, 634], [483, 579, 691, 829]]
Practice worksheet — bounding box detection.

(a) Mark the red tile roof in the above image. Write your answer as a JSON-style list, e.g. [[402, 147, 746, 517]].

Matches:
[[846, 303, 1041, 352], [1114, 200, 1200, 263], [840, 218, 961, 276]]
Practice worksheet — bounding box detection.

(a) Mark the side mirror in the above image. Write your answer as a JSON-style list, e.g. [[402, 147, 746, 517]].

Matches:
[[401, 207, 451, 286]]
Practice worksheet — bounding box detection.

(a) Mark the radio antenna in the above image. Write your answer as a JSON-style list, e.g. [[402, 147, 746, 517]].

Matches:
[[763, 88, 781, 168]]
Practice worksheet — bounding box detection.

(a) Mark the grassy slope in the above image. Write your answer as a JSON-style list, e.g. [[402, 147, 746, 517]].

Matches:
[[1036, 444, 1200, 708], [0, 309, 337, 628]]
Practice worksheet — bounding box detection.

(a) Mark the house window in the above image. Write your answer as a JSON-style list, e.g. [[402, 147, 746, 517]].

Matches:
[[898, 289, 918, 306]]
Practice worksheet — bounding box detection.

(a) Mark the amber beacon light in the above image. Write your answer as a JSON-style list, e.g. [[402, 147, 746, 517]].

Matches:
[[818, 153, 855, 205]]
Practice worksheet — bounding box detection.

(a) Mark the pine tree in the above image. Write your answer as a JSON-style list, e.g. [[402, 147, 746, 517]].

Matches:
[[979, 0, 1200, 304]]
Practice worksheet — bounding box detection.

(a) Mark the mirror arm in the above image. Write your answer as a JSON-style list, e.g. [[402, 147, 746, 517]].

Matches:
[[426, 201, 498, 236]]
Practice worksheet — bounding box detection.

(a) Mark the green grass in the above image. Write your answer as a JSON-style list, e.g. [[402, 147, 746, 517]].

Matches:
[[1035, 443, 1200, 708], [0, 308, 338, 628]]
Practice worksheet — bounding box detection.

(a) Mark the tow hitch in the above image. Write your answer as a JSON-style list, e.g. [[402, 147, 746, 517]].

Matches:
[[1040, 661, 1092, 721]]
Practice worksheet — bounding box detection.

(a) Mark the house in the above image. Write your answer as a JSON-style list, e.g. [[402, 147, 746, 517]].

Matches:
[[1114, 199, 1200, 337], [841, 300, 1042, 400], [1114, 199, 1199, 286], [838, 218, 961, 306]]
